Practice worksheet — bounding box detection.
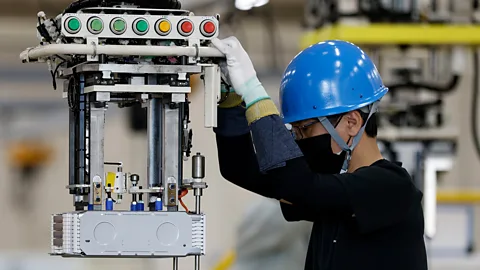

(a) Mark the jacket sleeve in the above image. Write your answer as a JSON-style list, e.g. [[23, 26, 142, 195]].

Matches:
[[214, 106, 318, 222]]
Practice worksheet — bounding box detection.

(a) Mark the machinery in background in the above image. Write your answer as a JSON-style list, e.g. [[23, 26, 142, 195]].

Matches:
[[0, 101, 66, 212], [304, 0, 473, 135], [7, 140, 53, 211], [300, 0, 480, 252], [19, 0, 225, 269]]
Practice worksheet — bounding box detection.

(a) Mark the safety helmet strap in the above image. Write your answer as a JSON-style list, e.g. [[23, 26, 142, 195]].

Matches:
[[318, 101, 379, 172]]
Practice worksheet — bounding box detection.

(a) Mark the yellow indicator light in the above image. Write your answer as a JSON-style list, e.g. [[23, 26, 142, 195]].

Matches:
[[159, 21, 171, 32]]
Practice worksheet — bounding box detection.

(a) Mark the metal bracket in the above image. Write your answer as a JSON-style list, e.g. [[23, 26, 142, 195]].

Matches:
[[86, 37, 99, 61]]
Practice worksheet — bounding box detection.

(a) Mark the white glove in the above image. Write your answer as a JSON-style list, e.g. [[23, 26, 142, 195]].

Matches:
[[211, 36, 270, 108]]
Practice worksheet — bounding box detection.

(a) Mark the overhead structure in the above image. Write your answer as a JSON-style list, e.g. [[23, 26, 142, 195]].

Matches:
[[19, 0, 225, 269], [301, 24, 480, 49]]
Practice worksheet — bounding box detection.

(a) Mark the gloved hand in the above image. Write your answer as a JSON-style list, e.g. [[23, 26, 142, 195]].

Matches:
[[211, 36, 270, 108]]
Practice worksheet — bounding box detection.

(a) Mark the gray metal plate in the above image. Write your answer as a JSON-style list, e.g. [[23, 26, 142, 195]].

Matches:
[[51, 211, 205, 258]]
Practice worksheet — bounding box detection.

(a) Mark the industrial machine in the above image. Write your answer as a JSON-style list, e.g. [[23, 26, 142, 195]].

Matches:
[[19, 0, 225, 269]]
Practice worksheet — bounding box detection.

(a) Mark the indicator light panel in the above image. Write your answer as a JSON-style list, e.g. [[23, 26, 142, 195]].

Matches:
[[61, 13, 219, 40]]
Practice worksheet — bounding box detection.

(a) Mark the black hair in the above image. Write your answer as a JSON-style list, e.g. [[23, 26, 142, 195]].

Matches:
[[327, 110, 378, 138], [359, 111, 378, 138]]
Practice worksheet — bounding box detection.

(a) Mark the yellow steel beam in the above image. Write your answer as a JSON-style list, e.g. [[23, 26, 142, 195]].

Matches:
[[437, 190, 480, 204], [212, 250, 236, 270], [300, 24, 480, 49]]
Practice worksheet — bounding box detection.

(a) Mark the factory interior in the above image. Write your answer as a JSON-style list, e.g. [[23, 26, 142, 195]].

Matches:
[[1, 0, 480, 269]]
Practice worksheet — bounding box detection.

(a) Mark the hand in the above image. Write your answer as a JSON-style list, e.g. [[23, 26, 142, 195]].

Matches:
[[212, 36, 270, 108], [211, 36, 257, 92]]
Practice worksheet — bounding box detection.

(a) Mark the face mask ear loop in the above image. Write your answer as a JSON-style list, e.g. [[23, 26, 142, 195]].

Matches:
[[318, 101, 379, 172], [319, 117, 350, 172], [350, 102, 379, 151]]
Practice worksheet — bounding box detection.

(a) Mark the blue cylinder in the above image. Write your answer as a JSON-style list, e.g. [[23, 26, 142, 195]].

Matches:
[[155, 198, 163, 211], [88, 204, 93, 211], [105, 199, 114, 211], [137, 201, 145, 211], [130, 201, 137, 211]]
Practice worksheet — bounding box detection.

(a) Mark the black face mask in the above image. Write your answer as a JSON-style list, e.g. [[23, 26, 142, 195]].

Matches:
[[296, 134, 346, 174]]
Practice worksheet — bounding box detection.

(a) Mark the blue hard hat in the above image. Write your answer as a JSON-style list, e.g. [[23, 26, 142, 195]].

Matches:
[[280, 40, 388, 124]]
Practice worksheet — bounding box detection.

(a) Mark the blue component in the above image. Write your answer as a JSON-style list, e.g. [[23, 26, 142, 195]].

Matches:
[[130, 201, 137, 211], [88, 204, 93, 211], [280, 40, 389, 124], [137, 201, 145, 211], [155, 198, 163, 211], [105, 199, 114, 211]]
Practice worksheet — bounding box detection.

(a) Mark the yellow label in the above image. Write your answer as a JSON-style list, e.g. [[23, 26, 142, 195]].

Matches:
[[106, 172, 116, 188]]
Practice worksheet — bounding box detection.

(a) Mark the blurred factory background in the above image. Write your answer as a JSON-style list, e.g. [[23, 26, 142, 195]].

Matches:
[[1, 0, 480, 269]]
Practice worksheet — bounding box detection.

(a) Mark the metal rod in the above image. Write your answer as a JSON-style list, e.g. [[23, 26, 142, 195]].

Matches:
[[194, 256, 200, 270], [173, 257, 178, 270], [20, 44, 225, 62], [195, 195, 201, 214], [147, 98, 162, 189], [68, 110, 75, 187], [78, 75, 86, 187]]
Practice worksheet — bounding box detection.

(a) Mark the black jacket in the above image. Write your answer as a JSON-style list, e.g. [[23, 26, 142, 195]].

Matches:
[[216, 133, 428, 270]]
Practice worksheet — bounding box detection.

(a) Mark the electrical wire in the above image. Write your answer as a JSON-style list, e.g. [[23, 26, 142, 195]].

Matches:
[[51, 59, 66, 90], [471, 49, 480, 159], [178, 189, 189, 212]]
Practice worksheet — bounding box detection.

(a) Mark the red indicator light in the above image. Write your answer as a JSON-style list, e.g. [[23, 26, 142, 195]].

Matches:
[[203, 21, 215, 34], [181, 21, 193, 33]]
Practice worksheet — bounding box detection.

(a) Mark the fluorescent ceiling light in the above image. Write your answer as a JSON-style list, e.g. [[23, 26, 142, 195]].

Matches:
[[235, 0, 269, 10], [253, 0, 269, 8]]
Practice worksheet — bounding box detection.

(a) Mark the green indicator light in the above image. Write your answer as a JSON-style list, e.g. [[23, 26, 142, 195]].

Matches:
[[135, 20, 148, 32], [68, 18, 80, 31], [113, 19, 126, 32], [90, 18, 103, 32]]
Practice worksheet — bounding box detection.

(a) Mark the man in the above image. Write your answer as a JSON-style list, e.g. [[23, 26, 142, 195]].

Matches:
[[211, 37, 428, 270]]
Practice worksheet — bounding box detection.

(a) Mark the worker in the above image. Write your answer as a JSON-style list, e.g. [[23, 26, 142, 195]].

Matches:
[[211, 37, 428, 270]]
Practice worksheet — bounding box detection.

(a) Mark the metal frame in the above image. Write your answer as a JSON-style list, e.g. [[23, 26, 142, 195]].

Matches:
[[20, 4, 225, 270], [424, 155, 454, 239]]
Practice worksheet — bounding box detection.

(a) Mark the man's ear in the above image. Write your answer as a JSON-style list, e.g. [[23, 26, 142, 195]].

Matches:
[[345, 111, 363, 137]]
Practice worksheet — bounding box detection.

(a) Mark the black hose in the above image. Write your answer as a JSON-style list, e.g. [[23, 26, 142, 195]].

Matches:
[[63, 0, 182, 13], [471, 49, 480, 158], [388, 75, 460, 93]]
